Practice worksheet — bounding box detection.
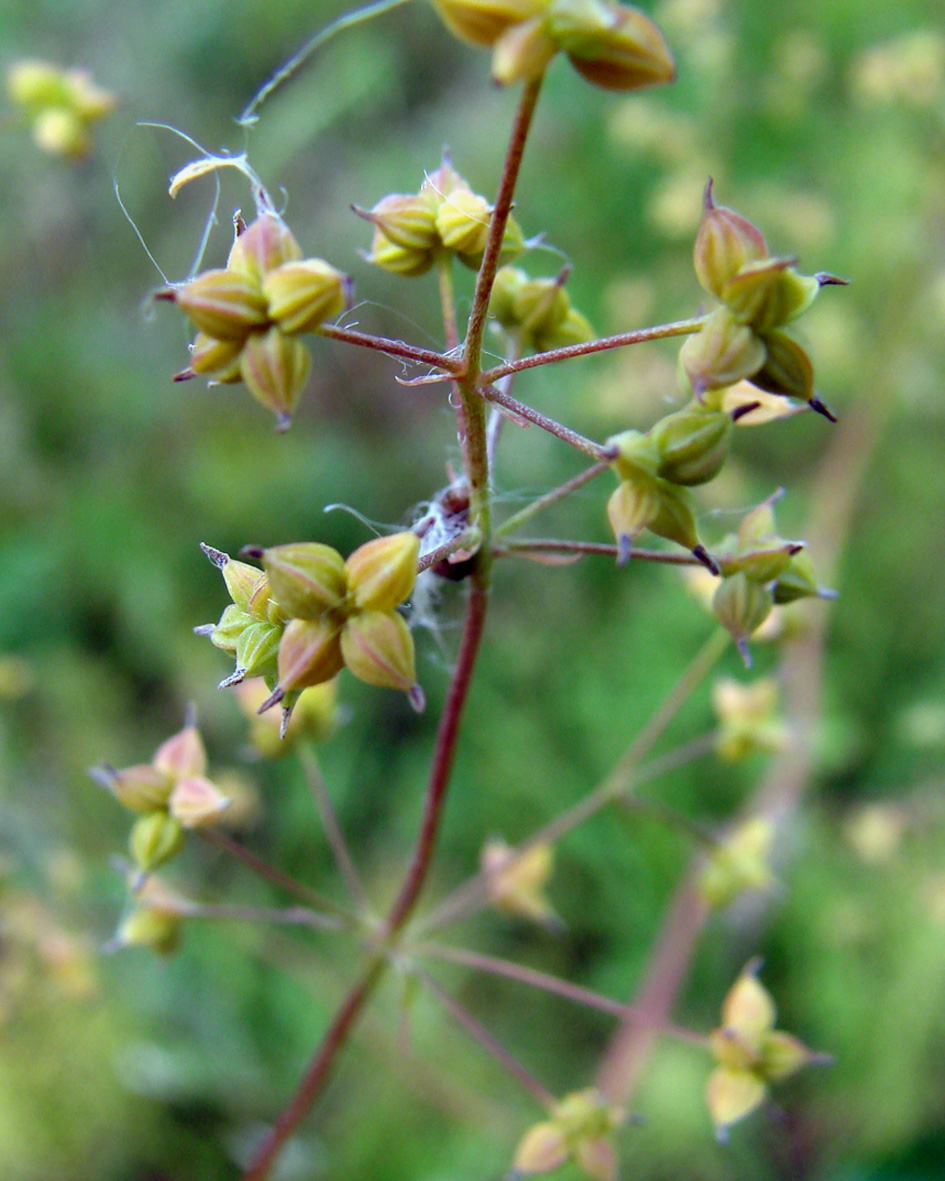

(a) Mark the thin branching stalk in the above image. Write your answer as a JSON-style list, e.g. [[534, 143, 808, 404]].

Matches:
[[418, 969, 556, 1107], [317, 323, 461, 372], [500, 539, 702, 564], [477, 380, 613, 461], [480, 315, 708, 383], [496, 461, 611, 538], [164, 901, 345, 931], [298, 743, 369, 912]]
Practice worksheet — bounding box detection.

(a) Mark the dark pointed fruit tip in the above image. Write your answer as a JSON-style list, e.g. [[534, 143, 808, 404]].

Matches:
[[200, 542, 229, 568], [350, 203, 370, 221], [731, 401, 761, 423], [193, 623, 216, 636], [692, 544, 721, 576], [736, 639, 753, 669], [703, 176, 716, 209], [154, 288, 177, 302], [408, 684, 427, 714], [279, 702, 296, 739], [275, 413, 293, 434], [258, 686, 285, 714], [815, 272, 850, 287], [788, 543, 805, 555], [809, 396, 838, 423], [173, 367, 196, 383], [239, 545, 265, 560], [616, 535, 633, 568], [88, 762, 117, 789], [218, 668, 246, 690]]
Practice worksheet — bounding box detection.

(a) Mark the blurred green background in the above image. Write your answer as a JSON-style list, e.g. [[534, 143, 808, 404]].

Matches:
[[1, 0, 944, 1178]]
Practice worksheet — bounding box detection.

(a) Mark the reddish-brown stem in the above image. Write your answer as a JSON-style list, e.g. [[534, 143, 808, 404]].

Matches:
[[316, 323, 462, 373], [385, 581, 490, 934], [480, 316, 707, 384], [241, 960, 385, 1181], [463, 76, 544, 379], [241, 581, 490, 1180], [416, 942, 706, 1046], [417, 530, 480, 574], [418, 969, 556, 1107], [477, 381, 613, 461], [199, 828, 357, 926]]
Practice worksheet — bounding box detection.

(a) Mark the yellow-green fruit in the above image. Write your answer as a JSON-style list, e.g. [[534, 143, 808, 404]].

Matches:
[[608, 429, 660, 481], [235, 621, 282, 679], [108, 765, 175, 814], [492, 15, 559, 85], [262, 543, 348, 620], [648, 479, 700, 550], [368, 228, 435, 277], [189, 332, 243, 381], [117, 906, 181, 955], [435, 187, 492, 256], [175, 269, 269, 341], [713, 573, 774, 661], [6, 60, 69, 108], [345, 533, 420, 612], [772, 551, 830, 604], [650, 408, 733, 486], [694, 179, 768, 299], [680, 307, 766, 393], [210, 604, 251, 653], [227, 214, 303, 285], [277, 618, 345, 692], [263, 259, 349, 334], [431, 0, 550, 48], [238, 327, 312, 428], [749, 330, 814, 402], [341, 611, 417, 691], [548, 0, 675, 92], [606, 477, 660, 561], [365, 192, 439, 252], [129, 811, 184, 873], [32, 107, 90, 158], [722, 259, 818, 331]]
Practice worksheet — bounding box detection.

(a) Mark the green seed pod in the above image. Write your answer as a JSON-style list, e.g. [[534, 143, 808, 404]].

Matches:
[[721, 545, 795, 584], [277, 618, 346, 693], [435, 187, 493, 256], [492, 15, 559, 86], [512, 277, 571, 340], [263, 259, 350, 335], [750, 330, 819, 406], [32, 107, 90, 158], [189, 332, 243, 381], [116, 905, 181, 955], [457, 212, 526, 270], [431, 0, 550, 48], [649, 479, 701, 551], [238, 327, 312, 429], [548, 0, 675, 92], [174, 269, 269, 342], [153, 725, 207, 780], [680, 308, 766, 394], [210, 604, 252, 653], [246, 572, 283, 623], [262, 543, 348, 620], [129, 811, 184, 874], [713, 573, 774, 665], [489, 267, 528, 328], [106, 764, 175, 814], [606, 476, 660, 563], [219, 558, 263, 612], [6, 60, 70, 109], [227, 213, 303, 286], [608, 429, 660, 482], [65, 68, 115, 121], [693, 179, 768, 300], [737, 502, 778, 549], [360, 192, 440, 252], [772, 551, 835, 604], [540, 306, 595, 351], [723, 258, 819, 331], [650, 407, 733, 486], [345, 532, 420, 612], [235, 620, 283, 680], [367, 227, 436, 277], [340, 610, 417, 692]]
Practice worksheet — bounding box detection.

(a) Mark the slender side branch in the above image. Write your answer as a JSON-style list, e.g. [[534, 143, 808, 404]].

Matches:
[[501, 539, 702, 565], [418, 969, 556, 1107], [497, 461, 610, 538], [416, 942, 705, 1045], [166, 901, 344, 932], [478, 382, 613, 462], [298, 744, 368, 912], [199, 828, 358, 926], [481, 316, 708, 384], [317, 323, 462, 372]]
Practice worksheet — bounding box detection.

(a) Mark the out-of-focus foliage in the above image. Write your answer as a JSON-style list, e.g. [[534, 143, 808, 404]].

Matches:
[[0, 0, 943, 1178]]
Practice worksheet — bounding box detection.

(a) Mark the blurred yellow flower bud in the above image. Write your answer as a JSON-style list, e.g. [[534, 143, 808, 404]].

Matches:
[[699, 816, 775, 909], [712, 678, 788, 761], [514, 1088, 625, 1180], [153, 724, 207, 780], [129, 811, 184, 874], [481, 838, 557, 924], [168, 776, 232, 829]]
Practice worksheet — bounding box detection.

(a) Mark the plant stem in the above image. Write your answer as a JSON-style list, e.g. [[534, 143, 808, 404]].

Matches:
[[299, 743, 368, 913], [477, 381, 612, 461], [385, 582, 490, 934], [241, 959, 385, 1181], [500, 539, 702, 564], [199, 828, 358, 926], [241, 581, 491, 1180], [418, 969, 556, 1107], [496, 462, 611, 537], [417, 530, 481, 573], [415, 942, 706, 1046], [480, 316, 707, 384], [167, 901, 344, 931], [463, 76, 544, 381], [317, 323, 461, 373]]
